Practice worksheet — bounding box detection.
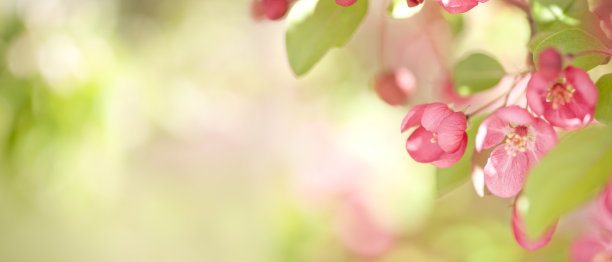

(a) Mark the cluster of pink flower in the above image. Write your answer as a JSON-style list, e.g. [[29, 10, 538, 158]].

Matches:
[[571, 184, 612, 261], [401, 47, 599, 250]]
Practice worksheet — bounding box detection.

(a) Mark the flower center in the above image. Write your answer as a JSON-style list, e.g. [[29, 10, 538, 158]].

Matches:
[[546, 82, 574, 110], [504, 126, 529, 157], [430, 132, 437, 144]]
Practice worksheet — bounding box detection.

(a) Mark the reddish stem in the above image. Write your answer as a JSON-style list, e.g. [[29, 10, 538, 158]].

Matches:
[[570, 49, 612, 58]]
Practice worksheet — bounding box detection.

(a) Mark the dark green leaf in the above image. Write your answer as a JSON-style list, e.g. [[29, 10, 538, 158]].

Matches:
[[596, 74, 612, 124], [533, 29, 606, 71], [436, 115, 485, 195], [452, 53, 505, 96], [286, 0, 368, 76], [520, 126, 612, 238]]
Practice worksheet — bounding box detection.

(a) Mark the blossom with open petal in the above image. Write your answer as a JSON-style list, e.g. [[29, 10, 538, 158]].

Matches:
[[527, 48, 598, 130], [432, 0, 488, 14], [401, 103, 468, 168], [475, 106, 557, 198], [512, 203, 557, 250]]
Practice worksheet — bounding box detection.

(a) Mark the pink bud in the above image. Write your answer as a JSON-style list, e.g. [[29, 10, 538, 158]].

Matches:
[[375, 68, 416, 106], [406, 0, 424, 7], [432, 0, 488, 14], [251, 0, 267, 21], [263, 0, 289, 20], [537, 47, 563, 81], [336, 0, 358, 7]]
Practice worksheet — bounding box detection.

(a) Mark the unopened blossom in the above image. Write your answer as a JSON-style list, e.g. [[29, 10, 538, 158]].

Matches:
[[512, 202, 557, 250], [407, 0, 425, 7], [263, 0, 289, 20], [527, 47, 598, 130], [475, 106, 557, 198], [375, 68, 416, 106], [336, 0, 358, 7], [433, 0, 488, 14], [401, 103, 468, 168]]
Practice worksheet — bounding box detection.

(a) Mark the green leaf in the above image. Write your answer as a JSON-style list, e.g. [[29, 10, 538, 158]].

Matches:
[[286, 0, 368, 76], [452, 53, 505, 96], [387, 0, 423, 19], [520, 126, 612, 238], [533, 28, 607, 71], [596, 74, 612, 124], [436, 115, 484, 195]]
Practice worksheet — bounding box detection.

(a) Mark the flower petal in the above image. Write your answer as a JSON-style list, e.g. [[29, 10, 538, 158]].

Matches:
[[437, 112, 467, 153], [512, 204, 557, 250], [421, 103, 453, 132], [543, 104, 583, 130], [537, 48, 563, 81], [401, 104, 427, 133], [484, 145, 528, 198], [565, 66, 598, 107], [406, 127, 445, 163], [431, 133, 467, 168], [432, 0, 486, 14], [570, 235, 608, 262], [526, 72, 552, 116], [475, 106, 534, 152], [530, 118, 558, 156]]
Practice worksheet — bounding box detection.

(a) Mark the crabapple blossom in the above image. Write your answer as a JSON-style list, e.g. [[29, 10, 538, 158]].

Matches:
[[407, 0, 425, 8], [401, 103, 468, 168], [527, 48, 598, 130], [263, 0, 289, 20], [475, 106, 557, 198], [374, 68, 416, 106], [512, 202, 557, 250], [433, 0, 488, 14], [336, 0, 358, 7]]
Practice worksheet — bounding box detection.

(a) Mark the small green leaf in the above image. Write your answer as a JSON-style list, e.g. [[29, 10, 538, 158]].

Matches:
[[452, 53, 505, 96], [533, 28, 606, 71], [436, 115, 484, 195], [521, 126, 612, 238], [387, 0, 423, 19], [596, 74, 612, 124], [286, 0, 368, 76]]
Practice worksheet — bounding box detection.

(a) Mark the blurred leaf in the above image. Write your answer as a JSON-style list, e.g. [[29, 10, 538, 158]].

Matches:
[[452, 53, 505, 96], [436, 115, 484, 195], [286, 0, 368, 76], [441, 12, 463, 36], [531, 0, 579, 26], [596, 74, 612, 124], [521, 126, 612, 238], [387, 0, 423, 19], [533, 28, 607, 71]]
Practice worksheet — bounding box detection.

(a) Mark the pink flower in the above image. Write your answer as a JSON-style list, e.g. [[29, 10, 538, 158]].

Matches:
[[401, 103, 468, 168], [262, 0, 289, 20], [432, 0, 488, 14], [512, 203, 557, 250], [594, 181, 612, 232], [375, 68, 416, 106], [475, 106, 557, 198], [336, 0, 358, 7], [571, 235, 612, 262], [527, 48, 598, 130]]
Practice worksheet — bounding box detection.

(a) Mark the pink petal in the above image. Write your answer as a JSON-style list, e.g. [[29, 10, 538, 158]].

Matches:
[[406, 0, 424, 7], [335, 0, 358, 7], [543, 104, 583, 130], [570, 235, 608, 262], [484, 145, 528, 198], [431, 133, 468, 168], [437, 112, 468, 153], [401, 104, 427, 133], [475, 106, 534, 152], [432, 0, 485, 14], [263, 0, 289, 20], [406, 127, 445, 163], [530, 118, 558, 156], [537, 48, 563, 81], [421, 103, 453, 132], [526, 72, 551, 116], [565, 66, 598, 107], [375, 68, 416, 106], [512, 204, 556, 250]]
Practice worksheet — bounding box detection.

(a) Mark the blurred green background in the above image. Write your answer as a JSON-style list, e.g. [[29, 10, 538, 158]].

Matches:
[[0, 0, 597, 261]]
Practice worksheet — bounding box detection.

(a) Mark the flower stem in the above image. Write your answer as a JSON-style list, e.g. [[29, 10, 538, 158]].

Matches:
[[569, 49, 612, 58]]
